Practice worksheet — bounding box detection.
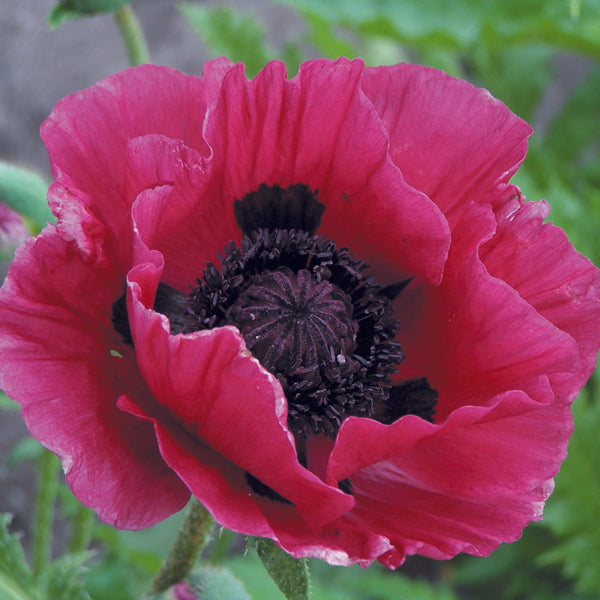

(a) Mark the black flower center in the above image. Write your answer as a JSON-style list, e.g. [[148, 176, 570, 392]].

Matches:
[[112, 183, 438, 439]]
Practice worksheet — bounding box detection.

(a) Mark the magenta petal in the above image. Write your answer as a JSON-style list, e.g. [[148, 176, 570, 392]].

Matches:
[[125, 260, 354, 532], [125, 135, 239, 289], [131, 409, 383, 566], [203, 58, 450, 284], [361, 64, 532, 228], [117, 394, 274, 537], [0, 230, 189, 528], [41, 60, 234, 239], [395, 202, 580, 418], [481, 194, 600, 395], [329, 391, 572, 563], [47, 183, 110, 266]]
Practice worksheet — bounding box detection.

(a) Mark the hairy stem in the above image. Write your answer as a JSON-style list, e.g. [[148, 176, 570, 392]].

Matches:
[[67, 504, 95, 554], [148, 500, 214, 596], [114, 5, 150, 66], [32, 450, 59, 576]]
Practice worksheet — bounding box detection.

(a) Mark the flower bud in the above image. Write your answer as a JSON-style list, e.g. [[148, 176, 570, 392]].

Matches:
[[168, 567, 250, 600]]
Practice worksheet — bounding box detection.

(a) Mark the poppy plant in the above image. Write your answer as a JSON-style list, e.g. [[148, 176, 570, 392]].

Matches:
[[0, 58, 599, 567]]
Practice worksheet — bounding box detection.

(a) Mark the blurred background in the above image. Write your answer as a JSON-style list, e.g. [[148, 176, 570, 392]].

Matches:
[[1, 1, 600, 599]]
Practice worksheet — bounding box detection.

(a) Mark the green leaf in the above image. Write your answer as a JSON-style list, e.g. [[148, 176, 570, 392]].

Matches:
[[302, 11, 357, 59], [40, 552, 93, 600], [179, 4, 272, 78], [0, 162, 54, 234], [48, 0, 131, 28], [538, 388, 600, 593], [0, 514, 38, 600], [252, 538, 311, 600], [0, 390, 18, 411], [5, 437, 45, 469]]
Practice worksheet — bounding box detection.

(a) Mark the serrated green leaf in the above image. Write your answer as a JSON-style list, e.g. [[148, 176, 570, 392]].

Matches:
[[40, 552, 93, 600], [0, 514, 38, 600], [48, 0, 131, 28], [252, 538, 310, 600], [180, 4, 272, 78], [0, 162, 54, 234]]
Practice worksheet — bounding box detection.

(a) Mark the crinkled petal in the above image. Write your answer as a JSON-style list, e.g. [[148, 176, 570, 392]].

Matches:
[[394, 202, 580, 419], [328, 391, 572, 564], [124, 254, 354, 533], [119, 402, 381, 565], [41, 60, 234, 239], [481, 193, 600, 395], [47, 183, 111, 267], [203, 58, 450, 284], [361, 63, 532, 228], [0, 229, 190, 528], [125, 135, 239, 289]]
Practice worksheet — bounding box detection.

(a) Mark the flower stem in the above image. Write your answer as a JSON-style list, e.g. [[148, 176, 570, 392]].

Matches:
[[32, 449, 59, 576], [67, 504, 95, 554], [147, 500, 214, 596], [114, 5, 150, 66], [253, 538, 311, 600]]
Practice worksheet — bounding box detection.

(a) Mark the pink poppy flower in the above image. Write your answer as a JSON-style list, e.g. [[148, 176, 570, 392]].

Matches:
[[0, 58, 598, 567]]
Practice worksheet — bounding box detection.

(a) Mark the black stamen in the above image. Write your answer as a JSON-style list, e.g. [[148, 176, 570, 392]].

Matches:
[[234, 183, 325, 236], [185, 227, 404, 438], [376, 377, 438, 424], [382, 278, 414, 301], [111, 283, 192, 346], [245, 472, 293, 504], [111, 293, 132, 346], [122, 183, 437, 444], [338, 478, 353, 494]]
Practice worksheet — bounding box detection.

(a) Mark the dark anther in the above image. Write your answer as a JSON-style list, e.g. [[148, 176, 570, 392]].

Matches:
[[381, 278, 414, 301], [186, 226, 405, 438], [153, 283, 195, 335], [245, 472, 293, 505], [234, 183, 325, 236], [338, 478, 353, 494], [142, 183, 434, 440], [111, 292, 132, 346], [377, 378, 438, 424], [111, 283, 192, 346]]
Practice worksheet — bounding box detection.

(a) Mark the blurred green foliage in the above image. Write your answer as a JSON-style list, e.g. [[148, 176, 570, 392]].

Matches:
[[0, 162, 54, 234], [1, 1, 600, 599]]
